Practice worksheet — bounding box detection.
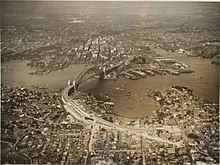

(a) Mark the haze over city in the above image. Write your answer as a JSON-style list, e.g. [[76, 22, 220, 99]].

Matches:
[[1, 1, 219, 164]]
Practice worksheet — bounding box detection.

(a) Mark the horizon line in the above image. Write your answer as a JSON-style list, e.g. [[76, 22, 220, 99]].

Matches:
[[1, 0, 220, 2]]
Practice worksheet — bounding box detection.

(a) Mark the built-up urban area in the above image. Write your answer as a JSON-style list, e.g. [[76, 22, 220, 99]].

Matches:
[[1, 2, 219, 165], [1, 83, 219, 164]]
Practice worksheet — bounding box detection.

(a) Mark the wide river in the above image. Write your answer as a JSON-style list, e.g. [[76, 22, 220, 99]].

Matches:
[[1, 51, 219, 118]]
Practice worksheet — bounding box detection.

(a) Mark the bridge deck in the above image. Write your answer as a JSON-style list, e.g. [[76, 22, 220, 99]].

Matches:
[[74, 64, 123, 89]]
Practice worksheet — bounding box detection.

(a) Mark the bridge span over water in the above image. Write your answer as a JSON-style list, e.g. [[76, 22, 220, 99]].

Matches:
[[71, 62, 123, 91], [62, 63, 182, 146]]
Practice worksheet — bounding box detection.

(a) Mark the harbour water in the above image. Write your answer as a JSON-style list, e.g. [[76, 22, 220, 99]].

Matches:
[[1, 53, 218, 118]]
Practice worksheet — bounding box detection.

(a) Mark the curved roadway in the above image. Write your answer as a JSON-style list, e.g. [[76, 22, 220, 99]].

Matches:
[[62, 84, 182, 146]]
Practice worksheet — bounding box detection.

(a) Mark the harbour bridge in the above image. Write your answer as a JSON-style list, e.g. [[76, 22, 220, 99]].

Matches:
[[62, 60, 182, 147], [71, 63, 123, 91]]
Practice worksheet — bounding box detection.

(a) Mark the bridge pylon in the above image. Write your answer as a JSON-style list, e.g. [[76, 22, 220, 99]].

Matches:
[[72, 80, 76, 92], [103, 67, 107, 79], [68, 80, 72, 86]]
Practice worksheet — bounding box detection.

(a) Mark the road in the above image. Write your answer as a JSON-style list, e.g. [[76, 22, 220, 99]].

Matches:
[[62, 84, 182, 147]]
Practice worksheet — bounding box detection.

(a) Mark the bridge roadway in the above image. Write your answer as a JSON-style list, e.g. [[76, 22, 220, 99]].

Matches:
[[62, 85, 182, 146], [74, 61, 124, 90]]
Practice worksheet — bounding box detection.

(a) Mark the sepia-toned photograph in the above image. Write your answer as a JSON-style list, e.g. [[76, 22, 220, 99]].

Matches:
[[1, 1, 219, 164]]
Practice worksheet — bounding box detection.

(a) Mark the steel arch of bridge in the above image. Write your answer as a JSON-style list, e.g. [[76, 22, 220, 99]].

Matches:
[[74, 63, 122, 90], [74, 66, 102, 89]]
